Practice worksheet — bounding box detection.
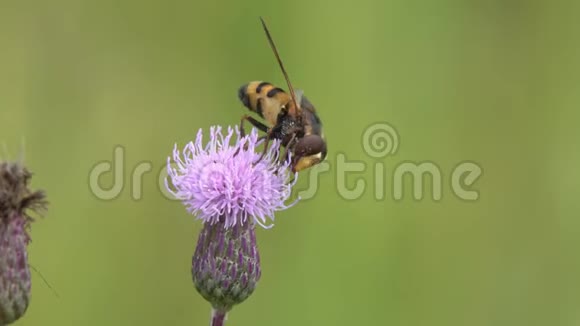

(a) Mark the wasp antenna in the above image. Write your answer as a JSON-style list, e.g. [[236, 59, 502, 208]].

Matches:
[[259, 17, 300, 114]]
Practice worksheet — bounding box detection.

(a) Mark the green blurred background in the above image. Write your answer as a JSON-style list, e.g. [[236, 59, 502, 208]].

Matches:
[[1, 0, 579, 325]]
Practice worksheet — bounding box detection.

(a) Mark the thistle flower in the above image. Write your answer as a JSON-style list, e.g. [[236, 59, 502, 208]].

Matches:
[[0, 161, 46, 325], [165, 125, 299, 325], [166, 125, 298, 229]]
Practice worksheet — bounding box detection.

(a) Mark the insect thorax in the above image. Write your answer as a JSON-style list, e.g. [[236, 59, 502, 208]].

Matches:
[[271, 114, 303, 145]]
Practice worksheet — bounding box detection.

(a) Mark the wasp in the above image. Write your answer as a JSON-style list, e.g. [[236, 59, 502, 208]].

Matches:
[[237, 17, 327, 173]]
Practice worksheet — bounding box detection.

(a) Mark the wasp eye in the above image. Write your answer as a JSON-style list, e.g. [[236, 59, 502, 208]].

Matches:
[[294, 135, 326, 157]]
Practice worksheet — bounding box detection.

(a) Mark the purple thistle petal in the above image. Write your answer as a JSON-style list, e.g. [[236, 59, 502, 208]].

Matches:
[[166, 125, 299, 229], [227, 239, 234, 259], [230, 265, 237, 280], [217, 232, 225, 254], [241, 236, 247, 254], [220, 259, 227, 274]]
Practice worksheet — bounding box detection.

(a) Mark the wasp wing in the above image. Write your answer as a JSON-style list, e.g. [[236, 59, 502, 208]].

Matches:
[[296, 89, 316, 113]]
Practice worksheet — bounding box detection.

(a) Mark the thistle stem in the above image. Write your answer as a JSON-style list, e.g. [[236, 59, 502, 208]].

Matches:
[[210, 308, 227, 326]]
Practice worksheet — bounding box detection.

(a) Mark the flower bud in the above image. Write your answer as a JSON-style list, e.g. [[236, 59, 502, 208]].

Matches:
[[0, 162, 46, 325], [192, 219, 261, 313]]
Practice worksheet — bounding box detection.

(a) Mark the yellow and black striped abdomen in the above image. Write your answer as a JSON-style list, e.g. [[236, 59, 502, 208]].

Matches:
[[238, 81, 290, 126]]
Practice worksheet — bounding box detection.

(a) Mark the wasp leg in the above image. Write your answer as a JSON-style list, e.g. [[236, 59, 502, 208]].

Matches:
[[240, 114, 269, 137], [273, 133, 298, 178], [287, 136, 302, 173], [281, 133, 297, 164], [253, 128, 274, 165], [235, 115, 271, 157]]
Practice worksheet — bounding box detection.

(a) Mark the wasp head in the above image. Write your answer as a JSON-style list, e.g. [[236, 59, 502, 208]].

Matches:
[[291, 135, 327, 172]]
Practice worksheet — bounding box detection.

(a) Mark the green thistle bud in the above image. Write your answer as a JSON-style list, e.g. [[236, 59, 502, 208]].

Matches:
[[0, 161, 46, 325], [192, 219, 261, 314]]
